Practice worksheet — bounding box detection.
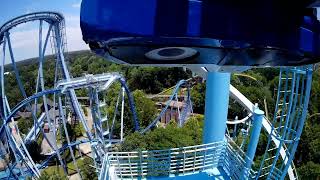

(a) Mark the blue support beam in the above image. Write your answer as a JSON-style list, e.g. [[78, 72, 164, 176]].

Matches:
[[243, 108, 264, 179], [203, 72, 230, 144]]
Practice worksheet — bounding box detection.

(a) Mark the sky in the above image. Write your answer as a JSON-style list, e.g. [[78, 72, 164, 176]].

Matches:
[[0, 0, 88, 62]]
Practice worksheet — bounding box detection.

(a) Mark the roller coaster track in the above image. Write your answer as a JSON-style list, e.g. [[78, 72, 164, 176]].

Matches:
[[229, 66, 313, 179], [0, 73, 140, 178], [0, 12, 141, 178], [229, 85, 297, 180]]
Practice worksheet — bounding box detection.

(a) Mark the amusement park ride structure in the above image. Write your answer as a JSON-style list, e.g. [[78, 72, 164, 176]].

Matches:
[[0, 0, 320, 179]]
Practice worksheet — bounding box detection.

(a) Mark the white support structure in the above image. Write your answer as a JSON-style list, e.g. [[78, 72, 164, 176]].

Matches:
[[121, 87, 125, 142]]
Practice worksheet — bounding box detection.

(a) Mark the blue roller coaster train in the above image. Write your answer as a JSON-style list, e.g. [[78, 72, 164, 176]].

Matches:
[[1, 0, 320, 179]]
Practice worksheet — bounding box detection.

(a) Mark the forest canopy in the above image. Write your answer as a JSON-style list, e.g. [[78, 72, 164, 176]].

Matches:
[[3, 50, 320, 179]]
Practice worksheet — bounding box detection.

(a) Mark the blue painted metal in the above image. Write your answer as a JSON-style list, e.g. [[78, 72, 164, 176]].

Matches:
[[0, 33, 7, 118], [2, 89, 60, 123], [53, 23, 95, 142], [6, 32, 28, 99], [119, 78, 140, 131], [179, 84, 192, 127], [57, 96, 81, 177], [256, 66, 313, 179], [203, 72, 230, 144], [101, 141, 228, 179], [243, 108, 264, 179], [38, 20, 52, 131], [280, 69, 313, 179], [89, 87, 106, 164], [1, 67, 157, 177], [109, 89, 122, 141], [80, 0, 320, 67], [38, 23, 67, 174], [0, 12, 104, 179], [267, 68, 297, 179], [6, 28, 60, 177]]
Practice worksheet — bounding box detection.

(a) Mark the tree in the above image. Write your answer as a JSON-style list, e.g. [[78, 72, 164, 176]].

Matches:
[[131, 90, 157, 128], [106, 89, 157, 137], [60, 123, 76, 144], [71, 64, 84, 77], [74, 123, 84, 138], [127, 67, 164, 93], [37, 171, 67, 180], [191, 83, 206, 114], [17, 117, 33, 135], [119, 132, 148, 151], [25, 140, 43, 163], [298, 161, 320, 179], [78, 157, 98, 180], [119, 116, 204, 151], [127, 67, 191, 94], [183, 115, 203, 145], [4, 50, 320, 177]]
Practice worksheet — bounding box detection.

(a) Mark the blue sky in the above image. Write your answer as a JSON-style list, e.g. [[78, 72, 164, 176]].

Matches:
[[0, 0, 88, 62]]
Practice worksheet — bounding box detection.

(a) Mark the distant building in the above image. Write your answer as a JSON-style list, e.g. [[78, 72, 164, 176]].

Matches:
[[157, 101, 190, 125], [43, 123, 50, 133]]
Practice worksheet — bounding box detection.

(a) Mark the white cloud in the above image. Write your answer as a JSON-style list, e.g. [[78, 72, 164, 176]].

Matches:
[[64, 13, 89, 52], [72, 1, 81, 8], [4, 29, 39, 63], [10, 29, 38, 49], [64, 14, 80, 26], [65, 26, 89, 52]]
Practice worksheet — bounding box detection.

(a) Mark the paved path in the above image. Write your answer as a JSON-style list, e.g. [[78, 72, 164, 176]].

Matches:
[[69, 173, 81, 180]]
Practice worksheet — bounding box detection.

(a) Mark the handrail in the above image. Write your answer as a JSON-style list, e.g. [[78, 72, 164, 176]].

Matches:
[[103, 137, 256, 180], [104, 141, 227, 178]]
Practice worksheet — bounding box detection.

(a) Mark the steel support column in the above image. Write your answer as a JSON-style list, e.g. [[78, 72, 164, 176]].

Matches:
[[203, 72, 230, 144], [243, 108, 264, 179]]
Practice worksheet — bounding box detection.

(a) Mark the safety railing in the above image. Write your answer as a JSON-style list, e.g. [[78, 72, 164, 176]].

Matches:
[[102, 137, 258, 180], [222, 137, 253, 179], [104, 141, 226, 179]]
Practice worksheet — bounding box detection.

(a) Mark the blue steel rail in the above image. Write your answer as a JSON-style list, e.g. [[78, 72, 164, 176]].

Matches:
[[101, 141, 227, 179], [0, 72, 194, 179], [0, 12, 83, 178], [0, 67, 311, 180], [0, 73, 140, 179], [256, 66, 313, 179], [0, 12, 141, 179]]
